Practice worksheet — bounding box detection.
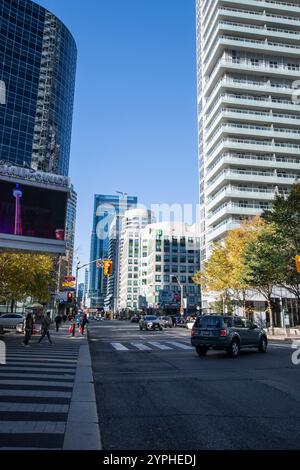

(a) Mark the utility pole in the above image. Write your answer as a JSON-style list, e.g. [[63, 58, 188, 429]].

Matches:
[[175, 277, 185, 316]]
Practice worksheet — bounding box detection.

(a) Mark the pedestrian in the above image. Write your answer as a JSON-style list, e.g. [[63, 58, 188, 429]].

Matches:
[[69, 318, 76, 337], [23, 313, 33, 347], [38, 312, 53, 345], [54, 314, 62, 332], [172, 316, 176, 327], [80, 313, 88, 335]]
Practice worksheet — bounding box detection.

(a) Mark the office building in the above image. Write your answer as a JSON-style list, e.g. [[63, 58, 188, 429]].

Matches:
[[88, 194, 137, 309], [0, 0, 77, 176], [117, 208, 154, 311]]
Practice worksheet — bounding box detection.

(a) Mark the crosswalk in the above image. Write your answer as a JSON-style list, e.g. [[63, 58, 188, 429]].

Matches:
[[108, 340, 291, 353], [109, 340, 194, 352], [0, 336, 80, 450]]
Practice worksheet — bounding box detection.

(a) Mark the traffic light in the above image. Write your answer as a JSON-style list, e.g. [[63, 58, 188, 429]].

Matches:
[[67, 292, 73, 303], [295, 256, 300, 273], [104, 260, 113, 277]]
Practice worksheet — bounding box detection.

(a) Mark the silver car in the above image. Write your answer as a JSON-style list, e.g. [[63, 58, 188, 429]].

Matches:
[[0, 313, 25, 333], [139, 315, 163, 331]]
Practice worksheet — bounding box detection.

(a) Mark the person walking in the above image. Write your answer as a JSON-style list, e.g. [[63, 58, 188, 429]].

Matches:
[[38, 312, 53, 345], [54, 314, 62, 332], [80, 314, 88, 335], [69, 318, 76, 337], [23, 313, 33, 347]]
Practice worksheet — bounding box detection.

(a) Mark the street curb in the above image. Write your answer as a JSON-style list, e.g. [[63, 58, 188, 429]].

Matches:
[[63, 336, 102, 450]]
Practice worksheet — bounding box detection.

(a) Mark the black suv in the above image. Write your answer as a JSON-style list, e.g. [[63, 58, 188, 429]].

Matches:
[[191, 315, 268, 357]]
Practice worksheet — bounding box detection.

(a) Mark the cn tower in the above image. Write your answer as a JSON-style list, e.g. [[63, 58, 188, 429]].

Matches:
[[13, 184, 23, 236]]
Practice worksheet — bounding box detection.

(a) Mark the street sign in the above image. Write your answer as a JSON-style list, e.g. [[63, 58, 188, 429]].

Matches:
[[295, 256, 300, 273], [62, 281, 75, 288], [64, 276, 75, 283], [96, 259, 104, 268]]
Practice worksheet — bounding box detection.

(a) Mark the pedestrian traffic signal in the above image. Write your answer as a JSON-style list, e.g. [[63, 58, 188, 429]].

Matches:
[[104, 260, 113, 276], [67, 292, 73, 303], [295, 256, 300, 273]]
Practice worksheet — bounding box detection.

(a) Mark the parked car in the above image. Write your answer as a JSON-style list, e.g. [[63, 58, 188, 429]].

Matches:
[[131, 315, 140, 323], [159, 316, 173, 328], [175, 317, 187, 328], [0, 313, 25, 333], [139, 315, 163, 331], [191, 315, 268, 357]]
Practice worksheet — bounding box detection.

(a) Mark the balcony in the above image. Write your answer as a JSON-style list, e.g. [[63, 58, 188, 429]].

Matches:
[[206, 219, 241, 243], [206, 168, 299, 196], [206, 153, 300, 181], [207, 202, 269, 226], [204, 59, 300, 97], [205, 109, 300, 139]]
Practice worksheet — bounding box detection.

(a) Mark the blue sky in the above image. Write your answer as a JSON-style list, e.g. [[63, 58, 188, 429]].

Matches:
[[36, 0, 198, 275]]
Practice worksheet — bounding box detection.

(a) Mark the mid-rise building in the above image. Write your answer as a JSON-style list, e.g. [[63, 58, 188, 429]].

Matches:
[[88, 194, 137, 309], [196, 0, 300, 261], [139, 222, 201, 314], [117, 208, 154, 311]]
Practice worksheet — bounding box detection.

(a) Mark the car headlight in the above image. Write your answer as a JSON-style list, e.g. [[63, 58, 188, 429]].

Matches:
[[147, 322, 153, 326]]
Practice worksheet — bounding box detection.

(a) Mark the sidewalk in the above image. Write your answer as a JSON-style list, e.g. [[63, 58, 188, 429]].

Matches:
[[0, 324, 101, 450]]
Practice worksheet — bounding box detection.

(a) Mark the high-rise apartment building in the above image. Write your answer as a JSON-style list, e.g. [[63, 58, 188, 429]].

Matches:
[[88, 194, 137, 309], [196, 0, 300, 261]]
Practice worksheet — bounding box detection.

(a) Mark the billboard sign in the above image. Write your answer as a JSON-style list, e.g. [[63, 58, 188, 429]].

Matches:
[[0, 179, 67, 240]]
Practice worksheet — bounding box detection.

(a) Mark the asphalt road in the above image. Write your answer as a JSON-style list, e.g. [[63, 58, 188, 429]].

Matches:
[[89, 320, 300, 450]]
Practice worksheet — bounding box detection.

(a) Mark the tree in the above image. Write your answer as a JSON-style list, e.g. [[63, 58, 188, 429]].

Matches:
[[193, 216, 265, 315], [263, 183, 300, 306], [242, 226, 287, 334], [0, 252, 54, 307]]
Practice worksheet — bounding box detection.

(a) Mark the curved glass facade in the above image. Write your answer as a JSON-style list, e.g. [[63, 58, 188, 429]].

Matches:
[[0, 0, 77, 176]]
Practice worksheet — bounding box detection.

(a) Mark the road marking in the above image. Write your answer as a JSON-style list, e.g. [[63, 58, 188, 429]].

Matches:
[[147, 342, 172, 350], [130, 343, 152, 351], [111, 343, 129, 351], [166, 341, 193, 350]]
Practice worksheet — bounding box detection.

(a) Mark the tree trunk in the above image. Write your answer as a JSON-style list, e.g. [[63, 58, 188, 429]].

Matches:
[[10, 299, 15, 313], [267, 297, 274, 336]]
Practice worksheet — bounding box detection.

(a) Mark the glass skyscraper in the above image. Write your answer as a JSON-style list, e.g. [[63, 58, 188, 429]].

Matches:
[[88, 194, 138, 309], [0, 0, 77, 176]]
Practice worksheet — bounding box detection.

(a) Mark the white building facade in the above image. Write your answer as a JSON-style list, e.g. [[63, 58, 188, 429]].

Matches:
[[117, 208, 154, 311], [139, 222, 201, 314], [196, 0, 300, 261]]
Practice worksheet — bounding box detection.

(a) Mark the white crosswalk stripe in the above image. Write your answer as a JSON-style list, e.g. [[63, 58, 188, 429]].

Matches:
[[165, 341, 194, 350], [111, 342, 129, 351], [147, 342, 172, 350], [130, 342, 152, 351]]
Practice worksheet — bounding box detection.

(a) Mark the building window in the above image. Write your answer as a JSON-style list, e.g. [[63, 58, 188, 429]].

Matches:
[[164, 265, 170, 272], [164, 275, 170, 282], [156, 255, 162, 262], [180, 276, 186, 283], [155, 275, 161, 282], [155, 285, 160, 292], [172, 266, 178, 273], [172, 256, 178, 263], [156, 265, 161, 272], [180, 266, 186, 273]]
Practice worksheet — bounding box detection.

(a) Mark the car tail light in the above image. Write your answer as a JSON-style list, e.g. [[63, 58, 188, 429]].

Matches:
[[220, 329, 227, 337]]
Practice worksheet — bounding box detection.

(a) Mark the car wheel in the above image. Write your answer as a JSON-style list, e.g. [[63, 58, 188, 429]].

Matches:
[[228, 338, 240, 357], [196, 346, 208, 356], [258, 336, 268, 353]]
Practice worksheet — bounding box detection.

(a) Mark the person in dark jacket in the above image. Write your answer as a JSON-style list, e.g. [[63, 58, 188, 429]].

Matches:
[[38, 312, 53, 344], [23, 313, 33, 347], [54, 314, 62, 332], [80, 314, 88, 335]]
